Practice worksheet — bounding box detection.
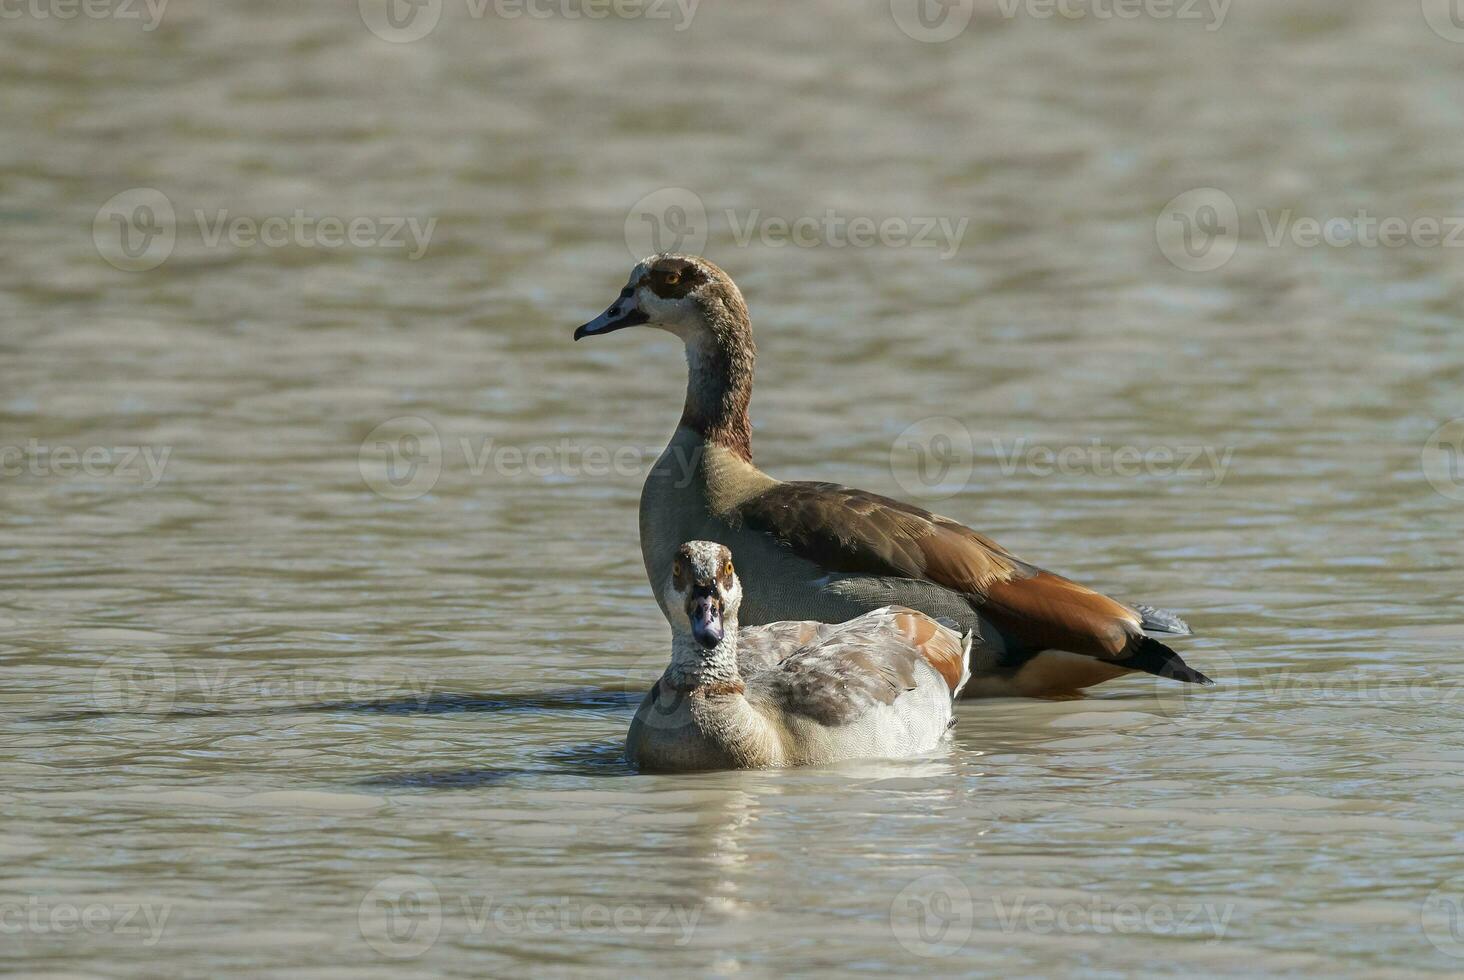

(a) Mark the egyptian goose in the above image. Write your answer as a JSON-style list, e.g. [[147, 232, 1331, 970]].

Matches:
[[575, 254, 1212, 698], [626, 541, 970, 771]]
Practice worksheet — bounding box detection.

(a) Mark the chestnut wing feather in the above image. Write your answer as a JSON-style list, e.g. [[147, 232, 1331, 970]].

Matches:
[[735, 481, 1147, 663], [886, 608, 968, 692]]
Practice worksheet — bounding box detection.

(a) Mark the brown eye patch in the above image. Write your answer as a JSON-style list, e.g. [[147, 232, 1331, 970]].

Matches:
[[719, 559, 735, 587], [647, 259, 705, 299]]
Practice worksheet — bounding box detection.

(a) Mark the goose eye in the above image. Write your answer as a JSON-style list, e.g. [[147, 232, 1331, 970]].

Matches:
[[663, 271, 680, 286], [672, 560, 686, 590], [720, 560, 734, 585]]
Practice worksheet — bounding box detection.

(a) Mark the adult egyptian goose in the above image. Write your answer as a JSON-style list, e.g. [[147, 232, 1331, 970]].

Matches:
[[575, 253, 1212, 697], [626, 541, 970, 771]]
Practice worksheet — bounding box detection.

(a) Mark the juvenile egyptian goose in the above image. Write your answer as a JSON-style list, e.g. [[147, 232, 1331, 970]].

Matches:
[[576, 253, 1212, 698], [626, 541, 970, 771]]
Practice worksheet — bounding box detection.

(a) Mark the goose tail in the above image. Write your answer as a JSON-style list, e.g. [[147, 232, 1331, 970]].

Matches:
[[1134, 603, 1192, 637], [950, 629, 974, 701]]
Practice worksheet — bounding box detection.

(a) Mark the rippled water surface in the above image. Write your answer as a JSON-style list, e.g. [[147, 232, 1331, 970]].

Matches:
[[4, 1, 1464, 975]]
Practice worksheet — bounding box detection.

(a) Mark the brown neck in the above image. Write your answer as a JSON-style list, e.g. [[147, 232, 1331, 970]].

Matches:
[[680, 323, 755, 463]]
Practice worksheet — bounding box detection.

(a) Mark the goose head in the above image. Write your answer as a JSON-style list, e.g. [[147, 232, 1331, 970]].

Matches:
[[573, 253, 749, 346], [574, 254, 758, 461], [663, 540, 742, 651]]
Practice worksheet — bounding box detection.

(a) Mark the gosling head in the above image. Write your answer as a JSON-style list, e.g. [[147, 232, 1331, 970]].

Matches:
[[663, 540, 742, 651], [573, 253, 748, 344]]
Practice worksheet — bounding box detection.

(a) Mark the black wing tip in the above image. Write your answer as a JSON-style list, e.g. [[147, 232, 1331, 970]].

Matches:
[[1120, 636, 1215, 686], [1184, 666, 1216, 687]]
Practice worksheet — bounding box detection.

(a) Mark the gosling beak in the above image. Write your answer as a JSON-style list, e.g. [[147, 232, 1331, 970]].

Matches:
[[688, 595, 724, 650], [573, 289, 649, 340]]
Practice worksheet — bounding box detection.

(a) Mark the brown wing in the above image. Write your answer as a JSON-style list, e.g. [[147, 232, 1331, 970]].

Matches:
[[735, 620, 832, 675], [736, 481, 1023, 592], [735, 481, 1147, 664], [757, 627, 921, 727]]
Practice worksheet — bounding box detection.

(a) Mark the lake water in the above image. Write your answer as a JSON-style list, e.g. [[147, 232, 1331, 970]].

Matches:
[[4, 0, 1464, 975]]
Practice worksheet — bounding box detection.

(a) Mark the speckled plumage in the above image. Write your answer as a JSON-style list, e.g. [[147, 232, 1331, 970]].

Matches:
[[626, 542, 970, 772]]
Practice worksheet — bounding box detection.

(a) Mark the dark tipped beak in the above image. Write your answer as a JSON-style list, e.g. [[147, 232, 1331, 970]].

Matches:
[[689, 596, 724, 650], [573, 304, 649, 341]]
